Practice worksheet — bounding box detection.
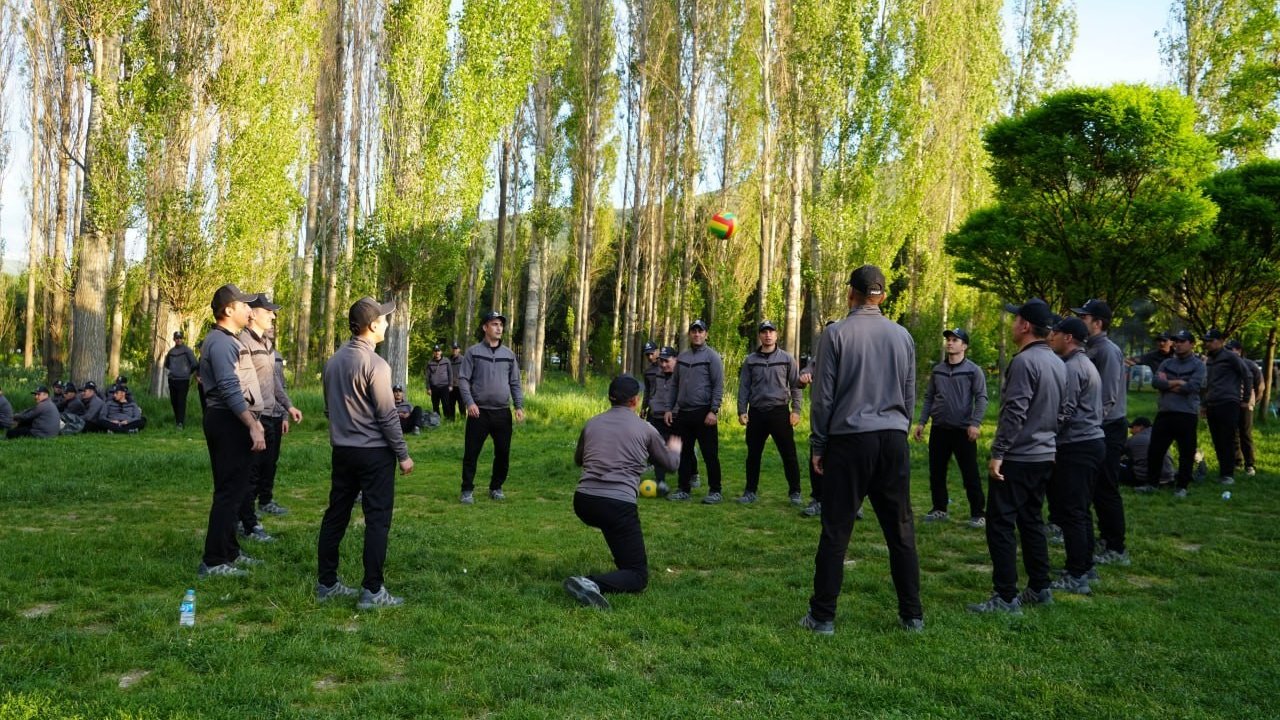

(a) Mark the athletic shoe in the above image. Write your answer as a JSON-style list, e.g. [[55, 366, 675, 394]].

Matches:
[[656, 481, 670, 497], [197, 562, 247, 579], [1219, 476, 1235, 486], [412, 426, 421, 435], [460, 491, 474, 505], [233, 553, 263, 567], [1173, 488, 1188, 498], [1050, 573, 1091, 595], [736, 492, 758, 504], [968, 516, 986, 529], [801, 500, 821, 517], [176, 422, 184, 430], [1246, 466, 1256, 477], [855, 507, 864, 520], [798, 612, 834, 636], [1093, 549, 1131, 566], [1046, 524, 1064, 545], [259, 501, 289, 516], [900, 617, 925, 632], [1018, 586, 1054, 605], [966, 594, 1023, 614], [691, 475, 701, 489], [789, 492, 804, 506], [923, 510, 949, 522], [489, 489, 506, 501], [702, 492, 723, 505], [357, 586, 404, 610], [1194, 454, 1207, 481], [1085, 567, 1101, 583], [563, 576, 610, 609], [1134, 484, 1157, 494], [245, 525, 275, 543], [316, 580, 360, 602], [667, 490, 691, 501]]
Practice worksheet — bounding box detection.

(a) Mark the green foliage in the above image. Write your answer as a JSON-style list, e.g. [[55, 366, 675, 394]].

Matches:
[[946, 85, 1220, 312]]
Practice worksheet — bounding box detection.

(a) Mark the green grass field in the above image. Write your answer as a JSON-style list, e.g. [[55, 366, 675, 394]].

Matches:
[[1, 376, 1278, 719]]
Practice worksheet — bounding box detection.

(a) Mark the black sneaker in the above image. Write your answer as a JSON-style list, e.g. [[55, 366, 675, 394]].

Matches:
[[1018, 586, 1055, 605], [702, 492, 723, 505], [798, 612, 834, 636], [259, 501, 289, 516], [690, 475, 701, 489], [789, 492, 804, 506], [966, 593, 1022, 614], [460, 491, 474, 505], [489, 489, 506, 501], [900, 617, 925, 632], [563, 576, 610, 609], [197, 562, 247, 579], [923, 510, 949, 522], [357, 586, 404, 610], [656, 481, 670, 497], [736, 492, 758, 504], [1050, 573, 1091, 595], [668, 490, 691, 501], [801, 500, 821, 517], [316, 580, 360, 602]]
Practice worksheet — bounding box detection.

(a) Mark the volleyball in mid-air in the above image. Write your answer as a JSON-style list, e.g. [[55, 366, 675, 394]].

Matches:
[[708, 211, 736, 240], [639, 479, 659, 498]]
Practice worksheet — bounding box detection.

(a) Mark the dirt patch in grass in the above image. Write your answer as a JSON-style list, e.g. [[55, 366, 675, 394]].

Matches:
[[313, 676, 340, 691], [21, 603, 57, 618], [118, 670, 150, 689]]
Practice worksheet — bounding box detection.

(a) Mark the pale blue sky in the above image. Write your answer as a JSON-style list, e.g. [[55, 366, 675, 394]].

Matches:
[[0, 0, 1175, 268]]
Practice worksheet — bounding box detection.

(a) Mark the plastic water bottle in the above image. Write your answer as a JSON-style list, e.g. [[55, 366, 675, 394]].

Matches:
[[179, 589, 196, 627]]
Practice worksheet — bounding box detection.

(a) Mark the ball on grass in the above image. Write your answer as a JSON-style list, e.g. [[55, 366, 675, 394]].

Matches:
[[639, 479, 659, 498], [708, 211, 736, 240]]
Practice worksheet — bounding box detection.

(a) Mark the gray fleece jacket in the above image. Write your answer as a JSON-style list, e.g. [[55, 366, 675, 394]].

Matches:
[[990, 340, 1065, 463]]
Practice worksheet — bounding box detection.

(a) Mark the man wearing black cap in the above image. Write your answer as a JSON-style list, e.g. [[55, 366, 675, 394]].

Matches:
[[1148, 330, 1207, 498], [317, 296, 414, 609], [58, 384, 78, 413], [1125, 417, 1175, 490], [448, 343, 464, 420], [393, 384, 425, 434], [1070, 299, 1130, 568], [73, 382, 104, 424], [1046, 317, 1105, 594], [736, 321, 803, 505], [967, 298, 1064, 615], [0, 388, 13, 430], [196, 283, 267, 579], [1202, 329, 1253, 486], [914, 327, 987, 527], [640, 341, 661, 419], [563, 375, 683, 609], [663, 319, 725, 503], [646, 346, 678, 495], [1228, 340, 1261, 476], [86, 384, 147, 433], [1127, 333, 1174, 372], [802, 265, 922, 634], [165, 330, 199, 429], [6, 386, 60, 439], [426, 345, 453, 421], [262, 322, 300, 518], [459, 311, 525, 503]]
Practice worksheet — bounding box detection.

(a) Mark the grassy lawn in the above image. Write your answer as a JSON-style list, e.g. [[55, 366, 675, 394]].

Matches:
[[1, 376, 1277, 718]]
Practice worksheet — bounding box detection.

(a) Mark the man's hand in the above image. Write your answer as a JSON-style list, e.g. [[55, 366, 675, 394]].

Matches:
[[288, 407, 303, 423], [664, 411, 673, 426], [467, 403, 480, 418], [798, 371, 812, 387], [666, 434, 683, 454], [811, 454, 824, 476], [967, 425, 980, 442], [399, 457, 414, 475], [515, 408, 525, 423], [739, 413, 749, 426], [704, 411, 718, 426], [988, 457, 1004, 482], [281, 419, 290, 435], [789, 412, 800, 427], [1157, 371, 1168, 381], [249, 421, 266, 452], [913, 425, 925, 442]]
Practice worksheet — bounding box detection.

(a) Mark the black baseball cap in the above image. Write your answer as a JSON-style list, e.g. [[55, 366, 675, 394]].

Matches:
[[249, 294, 281, 311], [392, 383, 404, 392], [481, 310, 507, 326], [1004, 298, 1055, 329], [82, 381, 97, 391], [1053, 316, 1089, 343], [848, 265, 886, 296], [642, 341, 658, 353], [173, 330, 184, 340], [1226, 339, 1243, 350], [110, 384, 126, 394], [608, 375, 642, 403], [1170, 329, 1195, 342], [1156, 331, 1172, 341], [433, 344, 442, 351], [63, 383, 77, 393], [1070, 299, 1112, 320], [451, 343, 460, 349], [658, 346, 677, 360], [1202, 328, 1224, 342], [211, 283, 256, 315], [349, 296, 396, 332], [1129, 416, 1152, 429], [759, 320, 777, 332], [689, 319, 708, 332], [32, 385, 48, 395], [943, 328, 970, 344]]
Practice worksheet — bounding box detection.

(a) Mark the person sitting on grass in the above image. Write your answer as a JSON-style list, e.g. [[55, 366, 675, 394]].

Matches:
[[6, 386, 60, 440], [0, 387, 13, 430], [87, 384, 147, 433], [563, 375, 682, 610], [393, 384, 425, 435], [73, 382, 106, 423], [1125, 417, 1175, 491]]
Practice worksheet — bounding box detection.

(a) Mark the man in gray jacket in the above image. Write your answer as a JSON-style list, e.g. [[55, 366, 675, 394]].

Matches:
[[426, 345, 453, 421], [87, 384, 147, 433], [6, 386, 60, 440], [165, 330, 199, 428], [914, 327, 988, 527], [1149, 330, 1206, 498], [663, 319, 725, 503], [1047, 317, 1106, 595], [801, 265, 922, 634], [736, 320, 803, 505], [1228, 340, 1261, 476], [1202, 329, 1253, 486], [317, 296, 414, 609], [459, 311, 525, 503], [968, 298, 1064, 615]]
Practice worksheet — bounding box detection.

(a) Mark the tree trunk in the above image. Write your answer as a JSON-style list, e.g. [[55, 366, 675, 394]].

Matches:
[[783, 141, 805, 353], [493, 132, 511, 310], [807, 117, 824, 344], [47, 60, 75, 382], [24, 78, 42, 369], [756, 0, 775, 331], [384, 283, 413, 387], [522, 67, 553, 394], [295, 160, 320, 378], [342, 0, 366, 320], [107, 230, 127, 379], [322, 0, 347, 357], [1262, 321, 1276, 425]]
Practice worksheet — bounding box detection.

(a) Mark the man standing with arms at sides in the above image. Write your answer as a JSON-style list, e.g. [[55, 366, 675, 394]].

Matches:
[[664, 319, 725, 504], [1148, 330, 1207, 498], [240, 294, 302, 529], [1201, 329, 1253, 487], [801, 265, 922, 635], [317, 297, 413, 609], [563, 376, 683, 609], [264, 321, 301, 517], [1227, 339, 1261, 476], [197, 284, 266, 579], [736, 320, 803, 505], [646, 346, 678, 497], [165, 330, 199, 429], [914, 327, 988, 527], [459, 311, 525, 504], [449, 343, 465, 420], [967, 298, 1064, 615], [426, 345, 453, 421], [1070, 299, 1130, 568], [640, 341, 660, 418], [1046, 317, 1106, 595]]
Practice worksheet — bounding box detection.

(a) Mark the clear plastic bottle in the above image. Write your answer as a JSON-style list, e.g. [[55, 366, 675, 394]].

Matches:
[[179, 588, 196, 627]]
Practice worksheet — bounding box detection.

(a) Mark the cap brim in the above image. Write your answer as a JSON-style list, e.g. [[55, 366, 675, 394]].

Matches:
[[251, 297, 283, 311], [1003, 303, 1021, 314], [377, 301, 396, 317]]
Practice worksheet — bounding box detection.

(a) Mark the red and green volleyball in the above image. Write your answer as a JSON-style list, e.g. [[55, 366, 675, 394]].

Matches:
[[707, 211, 736, 239]]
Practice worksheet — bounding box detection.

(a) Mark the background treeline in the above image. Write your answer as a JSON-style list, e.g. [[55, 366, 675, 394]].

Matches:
[[0, 0, 1275, 398]]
